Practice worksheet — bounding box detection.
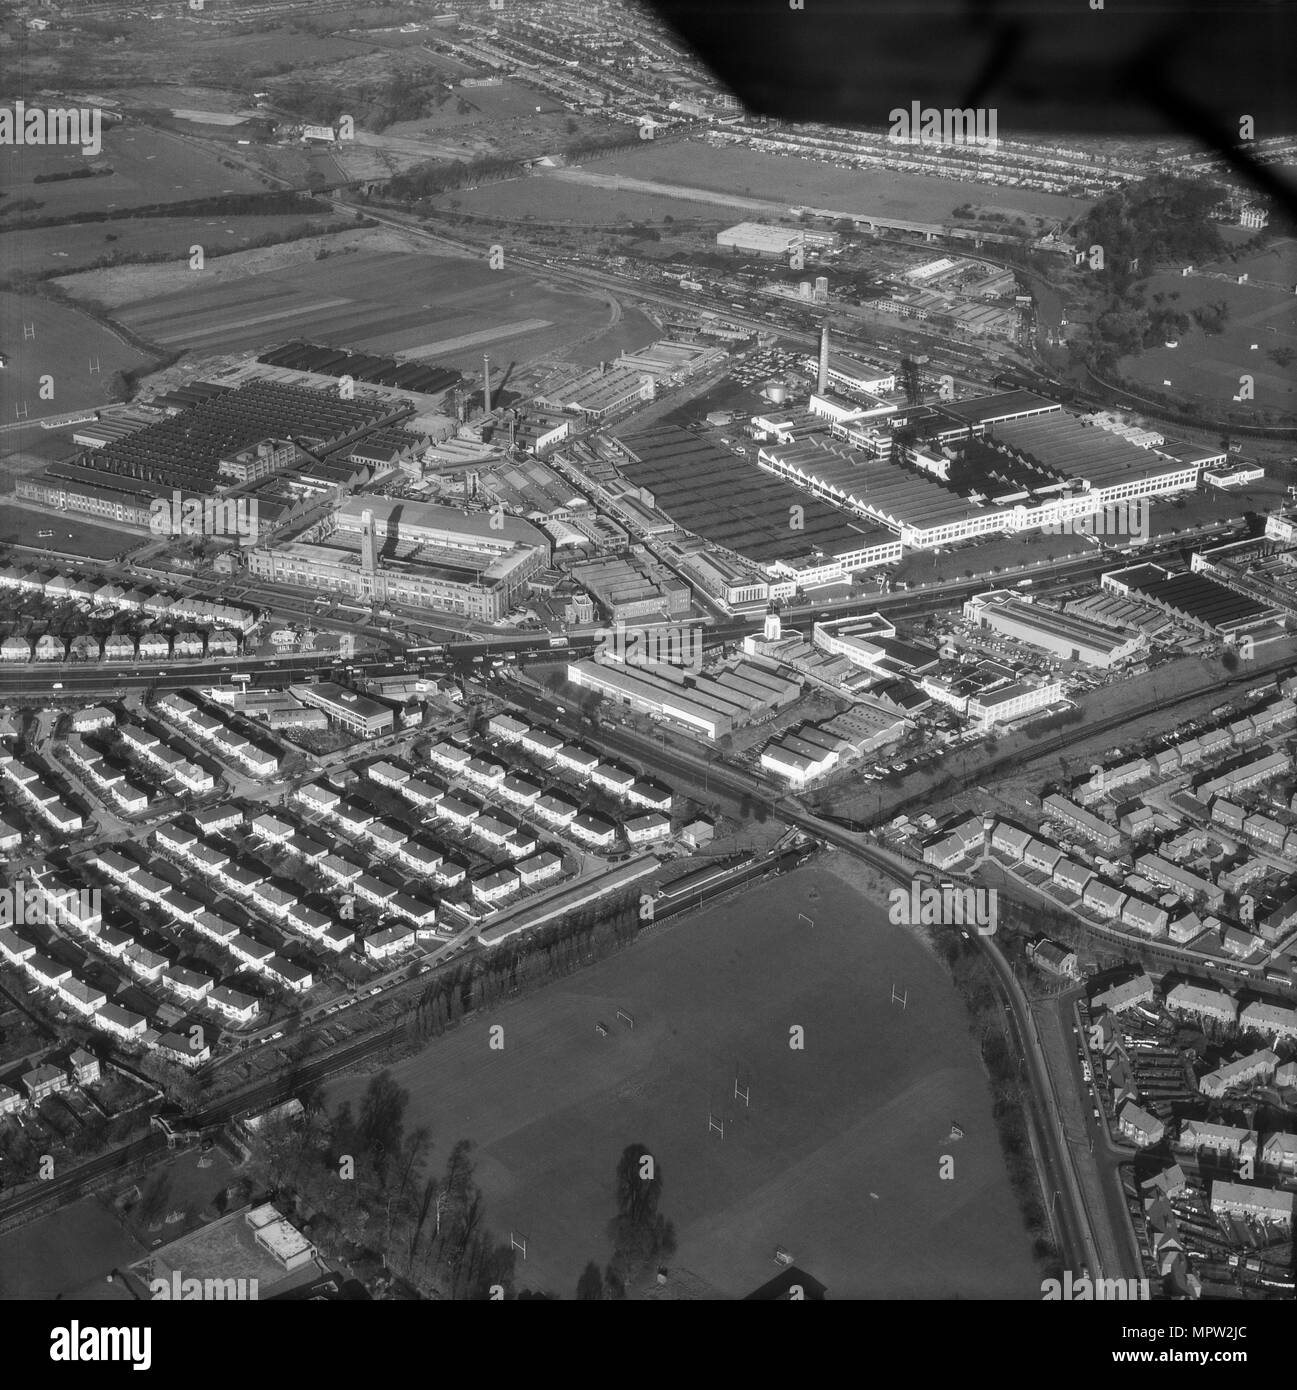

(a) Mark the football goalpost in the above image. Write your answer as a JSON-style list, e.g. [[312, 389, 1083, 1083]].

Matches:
[[616, 1008, 634, 1030], [797, 912, 814, 927]]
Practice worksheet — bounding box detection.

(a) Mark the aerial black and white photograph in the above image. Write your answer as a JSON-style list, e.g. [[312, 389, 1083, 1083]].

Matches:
[[0, 0, 1294, 1349]]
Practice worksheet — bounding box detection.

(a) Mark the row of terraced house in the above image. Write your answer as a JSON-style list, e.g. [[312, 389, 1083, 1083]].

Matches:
[[91, 842, 312, 1008], [1, 752, 86, 835], [0, 566, 257, 630], [0, 867, 231, 1064], [361, 761, 568, 909], [157, 691, 282, 778]]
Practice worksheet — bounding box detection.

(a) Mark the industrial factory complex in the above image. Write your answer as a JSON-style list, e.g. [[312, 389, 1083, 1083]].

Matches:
[[7, 0, 1297, 1321], [6, 312, 1284, 798], [12, 319, 1227, 608]]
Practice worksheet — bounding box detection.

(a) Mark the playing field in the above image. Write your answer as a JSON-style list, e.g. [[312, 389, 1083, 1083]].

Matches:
[[0, 124, 265, 222], [1117, 239, 1297, 416], [579, 139, 1093, 224], [0, 291, 152, 427], [329, 862, 1040, 1299], [430, 174, 737, 229], [0, 504, 134, 560], [0, 1195, 144, 1300], [110, 247, 616, 370]]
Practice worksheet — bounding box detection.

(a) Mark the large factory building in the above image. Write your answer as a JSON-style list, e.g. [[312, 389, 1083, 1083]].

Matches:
[[963, 592, 1148, 668], [247, 497, 548, 621]]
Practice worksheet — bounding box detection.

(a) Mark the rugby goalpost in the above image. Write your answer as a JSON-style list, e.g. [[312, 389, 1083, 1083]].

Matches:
[[510, 1230, 528, 1260], [891, 983, 909, 1010]]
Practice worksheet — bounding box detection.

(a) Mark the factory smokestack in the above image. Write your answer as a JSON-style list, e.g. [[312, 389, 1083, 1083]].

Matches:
[[817, 324, 829, 395], [360, 508, 377, 575], [482, 354, 493, 417]]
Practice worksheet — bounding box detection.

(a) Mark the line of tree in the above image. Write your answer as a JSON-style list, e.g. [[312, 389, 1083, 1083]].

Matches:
[[406, 893, 643, 1044], [33, 166, 114, 185], [1021, 705, 1086, 740], [929, 925, 1057, 1270], [1, 190, 330, 234]]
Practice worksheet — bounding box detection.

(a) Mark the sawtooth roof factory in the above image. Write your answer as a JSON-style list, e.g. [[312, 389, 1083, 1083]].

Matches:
[[752, 389, 1219, 551], [613, 423, 902, 582], [15, 378, 411, 535], [567, 654, 799, 741], [964, 591, 1150, 669], [1102, 562, 1278, 638]]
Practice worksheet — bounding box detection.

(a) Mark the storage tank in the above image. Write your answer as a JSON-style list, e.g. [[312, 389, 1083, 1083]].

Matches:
[[763, 381, 789, 404]]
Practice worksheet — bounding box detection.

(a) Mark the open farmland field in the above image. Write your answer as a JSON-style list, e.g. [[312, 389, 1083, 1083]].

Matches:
[[451, 81, 567, 122], [549, 307, 661, 370], [1117, 242, 1297, 418], [53, 225, 414, 309], [329, 864, 1040, 1300], [158, 27, 376, 73], [364, 79, 568, 143], [0, 211, 352, 282], [0, 291, 152, 427], [359, 34, 473, 67], [0, 125, 267, 223], [109, 85, 252, 115], [575, 140, 1094, 224], [109, 247, 616, 370], [345, 96, 598, 166], [25, 16, 378, 89]]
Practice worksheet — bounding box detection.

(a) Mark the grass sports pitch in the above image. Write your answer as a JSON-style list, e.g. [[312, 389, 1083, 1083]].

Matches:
[[329, 863, 1040, 1299]]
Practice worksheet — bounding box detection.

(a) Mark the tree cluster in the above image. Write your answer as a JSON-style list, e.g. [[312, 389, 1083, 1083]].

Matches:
[[575, 1143, 678, 1298], [1078, 176, 1224, 289], [243, 1073, 517, 1299]]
